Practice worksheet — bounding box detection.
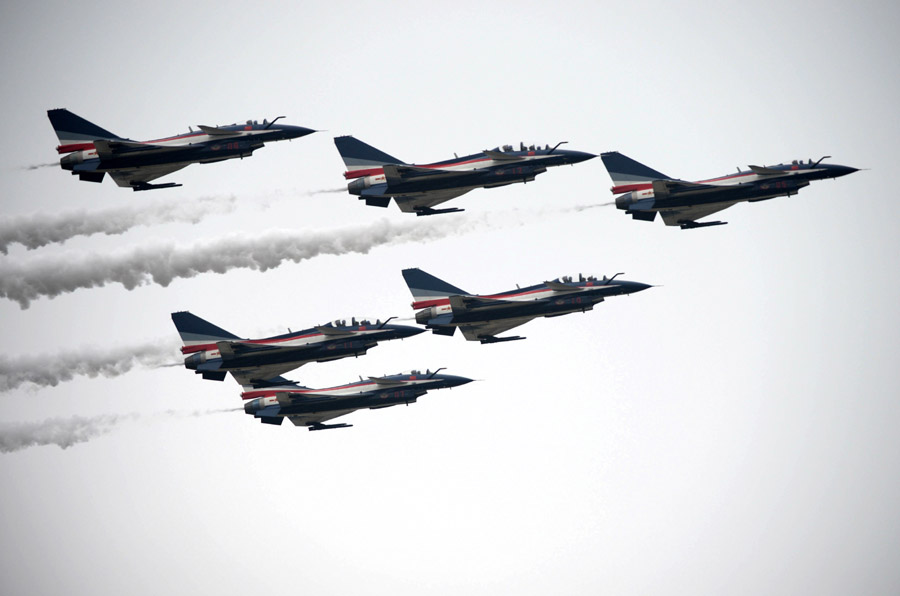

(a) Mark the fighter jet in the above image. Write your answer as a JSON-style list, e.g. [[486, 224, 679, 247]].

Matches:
[[601, 152, 858, 229], [172, 311, 423, 384], [402, 268, 651, 343], [48, 108, 315, 190], [334, 136, 595, 215], [241, 369, 473, 430]]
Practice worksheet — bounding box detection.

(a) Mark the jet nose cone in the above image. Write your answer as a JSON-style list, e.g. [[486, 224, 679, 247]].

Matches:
[[443, 375, 474, 388], [403, 326, 427, 338], [830, 165, 859, 178], [627, 282, 653, 294], [282, 125, 316, 139], [566, 150, 597, 164]]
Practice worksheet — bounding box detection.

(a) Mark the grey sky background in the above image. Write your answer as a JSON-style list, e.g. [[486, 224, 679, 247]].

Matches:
[[2, 1, 899, 594]]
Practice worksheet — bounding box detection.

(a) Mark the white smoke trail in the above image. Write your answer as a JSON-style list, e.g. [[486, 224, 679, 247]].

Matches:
[[0, 195, 237, 254], [0, 414, 134, 452], [303, 187, 346, 195], [568, 201, 616, 212], [0, 216, 486, 309], [0, 408, 239, 453], [0, 342, 179, 392], [19, 162, 58, 170]]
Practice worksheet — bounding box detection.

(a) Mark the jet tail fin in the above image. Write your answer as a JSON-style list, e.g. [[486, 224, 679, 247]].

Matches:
[[171, 311, 241, 349], [600, 151, 671, 192], [334, 136, 406, 176], [47, 108, 125, 153], [402, 268, 469, 307]]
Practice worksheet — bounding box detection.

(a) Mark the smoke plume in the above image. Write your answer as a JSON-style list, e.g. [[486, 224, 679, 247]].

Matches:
[[0, 216, 482, 308], [20, 162, 59, 170], [0, 408, 239, 453], [0, 414, 135, 452], [0, 195, 237, 254], [0, 342, 179, 392]]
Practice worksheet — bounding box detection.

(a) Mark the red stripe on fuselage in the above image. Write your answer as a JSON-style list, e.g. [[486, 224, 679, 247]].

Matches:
[[611, 183, 652, 193], [145, 132, 208, 144], [411, 286, 564, 310], [412, 298, 450, 310], [241, 380, 381, 400], [343, 156, 497, 180], [611, 171, 760, 194], [180, 332, 323, 354], [57, 143, 94, 154], [345, 167, 384, 179]]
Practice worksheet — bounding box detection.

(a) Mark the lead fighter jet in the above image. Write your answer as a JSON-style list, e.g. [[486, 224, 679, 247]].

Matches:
[[241, 369, 473, 430], [172, 311, 423, 385], [334, 136, 595, 215], [48, 108, 315, 190], [601, 151, 858, 228], [402, 268, 651, 343]]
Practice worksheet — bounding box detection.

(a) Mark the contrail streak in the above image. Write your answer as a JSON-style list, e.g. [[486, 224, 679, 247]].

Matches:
[[0, 342, 179, 392], [19, 162, 58, 170], [303, 187, 346, 195], [568, 201, 616, 212], [0, 195, 237, 254], [0, 216, 486, 309], [0, 408, 239, 453]]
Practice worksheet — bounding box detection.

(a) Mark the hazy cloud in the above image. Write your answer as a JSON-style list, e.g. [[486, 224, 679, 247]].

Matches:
[[0, 195, 238, 254], [0, 216, 484, 308], [0, 342, 179, 392]]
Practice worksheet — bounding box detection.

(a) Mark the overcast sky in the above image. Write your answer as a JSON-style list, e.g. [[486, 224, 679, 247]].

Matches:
[[2, 1, 899, 594]]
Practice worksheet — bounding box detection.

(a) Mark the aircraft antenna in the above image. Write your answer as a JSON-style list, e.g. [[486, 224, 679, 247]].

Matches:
[[547, 141, 569, 154], [263, 116, 286, 130]]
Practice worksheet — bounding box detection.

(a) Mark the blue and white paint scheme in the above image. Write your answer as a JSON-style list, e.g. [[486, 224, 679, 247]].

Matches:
[[241, 369, 473, 430], [601, 152, 858, 229], [48, 109, 315, 190], [334, 136, 595, 215], [172, 311, 423, 385], [402, 268, 651, 343]]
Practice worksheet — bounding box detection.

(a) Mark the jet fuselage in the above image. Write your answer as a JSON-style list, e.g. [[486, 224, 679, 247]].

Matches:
[[347, 146, 594, 197], [602, 152, 858, 227], [242, 371, 473, 427], [181, 320, 423, 380], [49, 109, 314, 189]]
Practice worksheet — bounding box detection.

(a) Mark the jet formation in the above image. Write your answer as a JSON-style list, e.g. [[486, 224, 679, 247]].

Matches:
[[601, 152, 858, 229], [403, 268, 651, 343], [48, 109, 314, 191], [172, 311, 422, 385], [334, 136, 595, 215], [241, 370, 472, 430]]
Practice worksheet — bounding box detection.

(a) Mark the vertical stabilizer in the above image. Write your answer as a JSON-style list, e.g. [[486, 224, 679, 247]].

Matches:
[[47, 109, 124, 153], [402, 268, 469, 303], [171, 311, 241, 347], [334, 136, 406, 174], [600, 151, 670, 189]]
